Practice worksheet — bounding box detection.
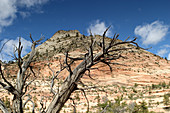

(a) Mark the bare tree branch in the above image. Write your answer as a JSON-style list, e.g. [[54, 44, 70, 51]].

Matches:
[[65, 51, 73, 75], [77, 88, 89, 113], [0, 63, 17, 95], [39, 96, 46, 113], [100, 60, 112, 72], [69, 97, 76, 113], [46, 26, 144, 112], [0, 40, 9, 53], [102, 26, 111, 54], [23, 77, 37, 95], [48, 63, 57, 95], [22, 93, 35, 113], [0, 34, 43, 113], [0, 27, 143, 113], [85, 69, 96, 80], [0, 99, 9, 113], [100, 105, 109, 113]]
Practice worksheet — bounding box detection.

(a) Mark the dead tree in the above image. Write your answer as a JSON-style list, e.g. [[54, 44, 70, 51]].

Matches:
[[0, 35, 43, 113], [0, 28, 142, 113], [46, 27, 143, 113]]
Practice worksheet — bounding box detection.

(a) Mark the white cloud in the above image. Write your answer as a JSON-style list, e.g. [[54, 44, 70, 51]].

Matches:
[[0, 0, 49, 33], [134, 21, 169, 45], [168, 53, 170, 60], [0, 0, 17, 32], [19, 11, 31, 18], [87, 20, 112, 37], [164, 44, 170, 48], [0, 37, 32, 61], [17, 0, 49, 8], [157, 49, 168, 56]]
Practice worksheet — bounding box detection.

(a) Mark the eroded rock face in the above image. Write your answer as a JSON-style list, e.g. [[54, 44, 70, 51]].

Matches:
[[52, 30, 81, 39], [1, 30, 170, 113], [5, 29, 170, 85]]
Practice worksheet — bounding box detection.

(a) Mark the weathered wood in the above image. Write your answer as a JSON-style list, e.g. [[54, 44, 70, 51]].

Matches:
[[0, 29, 141, 113], [0, 36, 43, 113], [46, 28, 141, 112]]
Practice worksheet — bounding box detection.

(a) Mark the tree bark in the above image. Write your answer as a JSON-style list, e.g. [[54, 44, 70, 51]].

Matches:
[[0, 36, 43, 113], [12, 96, 23, 113], [46, 53, 101, 112], [46, 30, 141, 112], [46, 83, 77, 113]]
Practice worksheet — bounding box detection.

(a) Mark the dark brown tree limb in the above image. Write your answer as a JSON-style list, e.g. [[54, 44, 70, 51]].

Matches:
[[79, 88, 89, 113], [65, 51, 73, 75], [46, 26, 143, 112], [69, 97, 76, 113], [102, 26, 111, 54], [39, 96, 46, 113], [0, 64, 18, 95], [86, 69, 96, 80]]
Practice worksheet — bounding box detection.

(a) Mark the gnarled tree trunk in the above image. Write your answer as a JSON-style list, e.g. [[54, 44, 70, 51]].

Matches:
[[46, 28, 141, 112], [0, 36, 43, 113], [12, 96, 23, 113]]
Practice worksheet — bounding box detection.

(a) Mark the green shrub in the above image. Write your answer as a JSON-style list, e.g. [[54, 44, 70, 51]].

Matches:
[[3, 96, 10, 108], [133, 101, 149, 113], [97, 96, 154, 113], [163, 93, 170, 105]]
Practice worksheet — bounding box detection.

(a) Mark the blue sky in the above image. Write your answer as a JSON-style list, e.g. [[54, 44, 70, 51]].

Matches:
[[0, 0, 170, 61]]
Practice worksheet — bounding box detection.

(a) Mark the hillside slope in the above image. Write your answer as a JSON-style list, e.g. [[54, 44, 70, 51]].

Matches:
[[1, 30, 170, 112], [27, 30, 170, 85]]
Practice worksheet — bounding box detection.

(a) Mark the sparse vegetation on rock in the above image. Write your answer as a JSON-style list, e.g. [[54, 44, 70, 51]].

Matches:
[[0, 29, 169, 113]]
